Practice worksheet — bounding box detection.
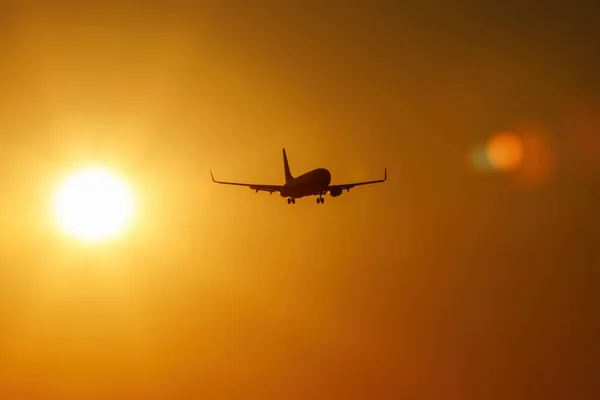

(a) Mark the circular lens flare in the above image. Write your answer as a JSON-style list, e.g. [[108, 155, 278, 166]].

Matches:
[[486, 132, 524, 171]]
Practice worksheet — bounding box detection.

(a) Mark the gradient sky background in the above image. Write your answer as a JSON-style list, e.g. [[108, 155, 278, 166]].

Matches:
[[1, 1, 599, 399]]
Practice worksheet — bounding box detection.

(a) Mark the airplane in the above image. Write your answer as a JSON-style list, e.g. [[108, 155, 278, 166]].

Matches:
[[210, 149, 386, 204]]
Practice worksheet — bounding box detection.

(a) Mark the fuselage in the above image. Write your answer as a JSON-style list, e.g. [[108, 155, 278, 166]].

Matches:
[[280, 168, 331, 198]]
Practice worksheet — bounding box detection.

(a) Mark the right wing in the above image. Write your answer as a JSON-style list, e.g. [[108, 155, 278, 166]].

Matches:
[[210, 170, 283, 194], [329, 168, 387, 192]]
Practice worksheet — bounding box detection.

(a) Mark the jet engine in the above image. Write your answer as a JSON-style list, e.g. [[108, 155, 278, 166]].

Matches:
[[329, 186, 343, 197]]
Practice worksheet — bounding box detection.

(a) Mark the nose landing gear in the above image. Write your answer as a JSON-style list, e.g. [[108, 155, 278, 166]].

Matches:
[[287, 198, 296, 204], [316, 196, 325, 204]]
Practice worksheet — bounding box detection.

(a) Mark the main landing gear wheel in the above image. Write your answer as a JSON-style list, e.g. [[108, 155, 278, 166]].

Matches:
[[317, 197, 325, 204], [287, 198, 295, 204]]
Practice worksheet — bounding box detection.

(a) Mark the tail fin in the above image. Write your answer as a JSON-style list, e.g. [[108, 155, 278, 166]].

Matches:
[[283, 148, 294, 183]]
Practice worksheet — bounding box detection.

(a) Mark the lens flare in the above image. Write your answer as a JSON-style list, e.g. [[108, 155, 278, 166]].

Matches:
[[485, 132, 524, 171], [514, 129, 555, 188], [468, 145, 494, 172]]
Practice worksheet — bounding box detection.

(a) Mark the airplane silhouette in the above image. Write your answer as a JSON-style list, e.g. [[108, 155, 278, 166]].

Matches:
[[210, 149, 386, 204]]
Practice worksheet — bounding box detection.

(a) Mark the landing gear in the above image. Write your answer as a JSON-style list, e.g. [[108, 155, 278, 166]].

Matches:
[[317, 197, 325, 204], [287, 198, 296, 204]]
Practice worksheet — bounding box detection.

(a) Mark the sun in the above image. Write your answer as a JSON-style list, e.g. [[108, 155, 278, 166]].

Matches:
[[53, 167, 136, 243]]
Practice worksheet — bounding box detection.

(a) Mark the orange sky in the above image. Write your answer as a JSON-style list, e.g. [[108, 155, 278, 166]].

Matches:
[[0, 2, 599, 399]]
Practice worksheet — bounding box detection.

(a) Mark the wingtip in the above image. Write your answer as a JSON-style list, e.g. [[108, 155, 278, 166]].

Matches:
[[210, 169, 215, 182], [384, 168, 387, 181]]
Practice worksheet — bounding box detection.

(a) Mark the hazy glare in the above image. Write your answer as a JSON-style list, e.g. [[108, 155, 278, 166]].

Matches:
[[1, 2, 599, 399]]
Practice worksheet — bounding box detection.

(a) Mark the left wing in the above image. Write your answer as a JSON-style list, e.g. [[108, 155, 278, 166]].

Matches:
[[326, 168, 387, 193], [210, 170, 283, 194]]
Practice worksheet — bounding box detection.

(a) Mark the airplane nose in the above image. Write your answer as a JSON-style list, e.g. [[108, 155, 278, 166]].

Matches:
[[323, 169, 331, 185]]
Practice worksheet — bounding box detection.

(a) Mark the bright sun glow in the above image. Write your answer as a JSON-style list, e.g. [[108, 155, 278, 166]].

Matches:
[[53, 167, 135, 243]]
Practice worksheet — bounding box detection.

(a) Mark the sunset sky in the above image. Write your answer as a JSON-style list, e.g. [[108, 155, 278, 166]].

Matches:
[[0, 1, 599, 399]]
